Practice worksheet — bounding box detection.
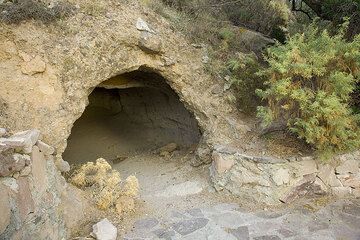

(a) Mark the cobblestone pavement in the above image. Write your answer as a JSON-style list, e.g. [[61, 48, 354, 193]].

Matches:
[[124, 199, 360, 240]]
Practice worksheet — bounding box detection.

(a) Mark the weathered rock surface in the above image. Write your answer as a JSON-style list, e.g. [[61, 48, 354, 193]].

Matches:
[[0, 129, 40, 154], [0, 184, 10, 234], [211, 148, 360, 205], [138, 32, 162, 54], [20, 55, 46, 75], [0, 129, 75, 239], [0, 150, 26, 177], [36, 140, 55, 155], [92, 218, 117, 240]]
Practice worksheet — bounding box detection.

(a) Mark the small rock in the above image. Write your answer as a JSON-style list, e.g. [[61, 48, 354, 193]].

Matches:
[[1, 129, 40, 153], [159, 143, 177, 153], [159, 151, 170, 158], [336, 159, 359, 174], [332, 187, 352, 197], [12, 172, 20, 179], [0, 128, 6, 137], [20, 165, 31, 176], [92, 218, 117, 240], [56, 159, 70, 172], [21, 55, 46, 75], [297, 158, 318, 176], [0, 150, 26, 177], [272, 168, 290, 186], [36, 140, 55, 155], [280, 173, 316, 203], [212, 152, 235, 174], [138, 32, 162, 54], [317, 164, 334, 184], [136, 18, 155, 33], [339, 174, 360, 188], [313, 177, 328, 194]]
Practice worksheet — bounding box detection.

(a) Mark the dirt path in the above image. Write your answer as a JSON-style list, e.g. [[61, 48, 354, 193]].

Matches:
[[112, 150, 360, 240]]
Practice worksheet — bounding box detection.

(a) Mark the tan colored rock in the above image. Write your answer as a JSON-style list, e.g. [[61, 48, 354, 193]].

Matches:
[[0, 150, 26, 177], [21, 55, 46, 75], [336, 159, 359, 174], [159, 151, 170, 158], [36, 140, 55, 155], [159, 143, 177, 153], [296, 158, 318, 177], [340, 174, 360, 188], [280, 173, 316, 203], [272, 168, 290, 186], [332, 186, 352, 197], [31, 146, 48, 195], [317, 164, 342, 187], [317, 164, 333, 181], [20, 165, 31, 177], [0, 184, 11, 234], [1, 129, 40, 154], [16, 177, 35, 221], [55, 158, 70, 172], [313, 177, 328, 194], [61, 185, 90, 232], [138, 32, 162, 54], [212, 152, 235, 174]]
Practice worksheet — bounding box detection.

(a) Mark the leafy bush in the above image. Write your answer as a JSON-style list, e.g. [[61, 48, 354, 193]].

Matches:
[[257, 22, 360, 157], [0, 0, 74, 24], [226, 53, 265, 113]]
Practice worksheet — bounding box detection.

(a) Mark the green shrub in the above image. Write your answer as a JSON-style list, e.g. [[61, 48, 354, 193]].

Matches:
[[226, 53, 265, 113], [256, 22, 360, 157]]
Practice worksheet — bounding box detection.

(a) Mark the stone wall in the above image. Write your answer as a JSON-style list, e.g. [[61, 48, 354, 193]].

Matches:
[[211, 145, 360, 205], [0, 129, 87, 239]]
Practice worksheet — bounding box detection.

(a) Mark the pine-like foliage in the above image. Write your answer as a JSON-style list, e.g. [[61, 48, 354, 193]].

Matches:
[[257, 22, 360, 157]]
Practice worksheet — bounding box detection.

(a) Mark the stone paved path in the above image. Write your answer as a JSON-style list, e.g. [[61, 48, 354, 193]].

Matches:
[[124, 200, 360, 240], [115, 152, 360, 240]]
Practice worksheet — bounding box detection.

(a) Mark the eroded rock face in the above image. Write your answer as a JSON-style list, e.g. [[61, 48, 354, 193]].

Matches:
[[0, 0, 242, 169]]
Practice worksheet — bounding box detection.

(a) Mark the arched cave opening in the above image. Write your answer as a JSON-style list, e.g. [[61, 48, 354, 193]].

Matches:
[[63, 70, 202, 165]]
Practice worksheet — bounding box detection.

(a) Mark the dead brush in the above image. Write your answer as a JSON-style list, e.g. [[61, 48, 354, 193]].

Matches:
[[70, 158, 139, 214]]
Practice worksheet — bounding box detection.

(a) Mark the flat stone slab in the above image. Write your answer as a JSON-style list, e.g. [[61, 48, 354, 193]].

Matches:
[[172, 218, 209, 235], [125, 199, 360, 239], [229, 226, 250, 240]]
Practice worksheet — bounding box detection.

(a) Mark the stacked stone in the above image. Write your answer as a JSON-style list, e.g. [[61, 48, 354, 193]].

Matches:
[[210, 145, 360, 205], [0, 129, 67, 239]]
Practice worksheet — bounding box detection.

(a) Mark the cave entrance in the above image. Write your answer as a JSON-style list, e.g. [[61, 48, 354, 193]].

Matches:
[[63, 70, 201, 165]]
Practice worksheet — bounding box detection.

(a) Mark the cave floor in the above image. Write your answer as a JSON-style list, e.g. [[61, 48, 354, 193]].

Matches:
[[108, 150, 360, 240]]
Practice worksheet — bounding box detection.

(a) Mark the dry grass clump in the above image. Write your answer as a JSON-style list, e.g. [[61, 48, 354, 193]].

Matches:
[[0, 0, 75, 24], [70, 158, 139, 214]]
